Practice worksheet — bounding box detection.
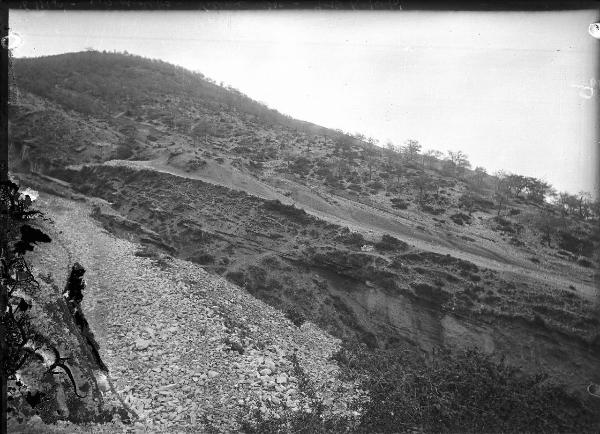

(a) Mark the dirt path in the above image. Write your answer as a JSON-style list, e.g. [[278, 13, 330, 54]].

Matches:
[[30, 192, 357, 432]]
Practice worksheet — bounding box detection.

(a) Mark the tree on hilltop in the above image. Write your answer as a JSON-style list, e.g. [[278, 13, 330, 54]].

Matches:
[[402, 139, 422, 162], [423, 149, 443, 169], [493, 170, 511, 217], [446, 150, 471, 176]]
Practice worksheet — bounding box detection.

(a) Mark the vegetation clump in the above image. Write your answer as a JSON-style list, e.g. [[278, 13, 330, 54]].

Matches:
[[243, 344, 600, 433], [334, 229, 366, 247], [263, 199, 312, 224], [449, 212, 471, 225], [374, 234, 408, 252], [285, 307, 306, 327]]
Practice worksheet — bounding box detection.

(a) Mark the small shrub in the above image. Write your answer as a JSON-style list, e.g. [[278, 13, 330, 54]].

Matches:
[[390, 197, 409, 210], [190, 252, 215, 265], [367, 180, 384, 191], [328, 344, 600, 433], [450, 212, 471, 225], [509, 237, 524, 246], [335, 231, 365, 247], [263, 199, 312, 224], [225, 270, 247, 287], [378, 277, 398, 292], [134, 248, 158, 258], [285, 307, 306, 327], [421, 204, 445, 215], [558, 231, 594, 257], [375, 234, 409, 252], [115, 144, 134, 159], [577, 257, 592, 268]]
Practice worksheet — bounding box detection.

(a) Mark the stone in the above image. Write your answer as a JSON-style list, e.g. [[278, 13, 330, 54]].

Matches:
[[259, 368, 271, 376], [27, 415, 43, 426], [135, 338, 151, 351], [276, 373, 288, 384], [208, 370, 219, 378]]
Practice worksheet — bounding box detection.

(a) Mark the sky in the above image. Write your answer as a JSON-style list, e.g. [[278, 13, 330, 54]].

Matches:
[[9, 9, 600, 196]]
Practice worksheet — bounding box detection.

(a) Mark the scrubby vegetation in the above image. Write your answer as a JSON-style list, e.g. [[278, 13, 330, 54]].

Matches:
[[244, 343, 600, 433]]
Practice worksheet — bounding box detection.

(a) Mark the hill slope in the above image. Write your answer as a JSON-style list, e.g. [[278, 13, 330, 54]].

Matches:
[[8, 51, 600, 396], [11, 187, 357, 432]]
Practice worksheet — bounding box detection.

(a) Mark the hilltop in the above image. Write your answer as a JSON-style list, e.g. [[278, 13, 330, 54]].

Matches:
[[7, 51, 600, 431]]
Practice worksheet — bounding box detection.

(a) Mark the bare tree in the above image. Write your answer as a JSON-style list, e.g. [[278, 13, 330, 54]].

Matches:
[[493, 170, 511, 217]]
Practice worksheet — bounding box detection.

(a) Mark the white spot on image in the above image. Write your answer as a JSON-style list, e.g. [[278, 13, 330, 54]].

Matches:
[[571, 78, 597, 99], [588, 23, 600, 39], [20, 187, 39, 201], [5, 31, 23, 50]]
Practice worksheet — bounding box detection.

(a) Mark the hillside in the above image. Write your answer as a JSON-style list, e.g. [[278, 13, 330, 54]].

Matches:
[[8, 188, 357, 433], [7, 51, 600, 431]]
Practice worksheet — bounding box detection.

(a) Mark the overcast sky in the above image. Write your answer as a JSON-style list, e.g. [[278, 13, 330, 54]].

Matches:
[[9, 9, 600, 196]]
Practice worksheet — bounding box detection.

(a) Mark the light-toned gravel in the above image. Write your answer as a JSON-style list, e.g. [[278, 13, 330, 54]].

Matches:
[[23, 192, 361, 433]]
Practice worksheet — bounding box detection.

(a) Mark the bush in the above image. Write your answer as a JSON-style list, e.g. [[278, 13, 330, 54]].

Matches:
[[243, 344, 599, 433], [337, 345, 599, 433], [367, 180, 384, 191], [115, 144, 134, 159], [225, 270, 246, 287], [134, 248, 158, 258], [334, 230, 365, 247], [190, 252, 214, 265], [577, 257, 593, 268], [285, 307, 306, 327], [450, 212, 471, 225], [421, 204, 445, 215], [390, 197, 409, 210], [263, 199, 312, 224], [558, 231, 594, 257], [375, 234, 409, 252], [289, 156, 312, 176]]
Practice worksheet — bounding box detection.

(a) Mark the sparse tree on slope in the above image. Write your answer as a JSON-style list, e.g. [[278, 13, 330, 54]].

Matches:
[[493, 170, 511, 217], [402, 139, 422, 162], [473, 166, 487, 183], [423, 149, 443, 169], [576, 191, 592, 218], [525, 178, 553, 204], [446, 150, 471, 176]]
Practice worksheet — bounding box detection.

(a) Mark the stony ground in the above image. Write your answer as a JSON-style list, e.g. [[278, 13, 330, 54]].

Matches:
[[22, 192, 360, 433]]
